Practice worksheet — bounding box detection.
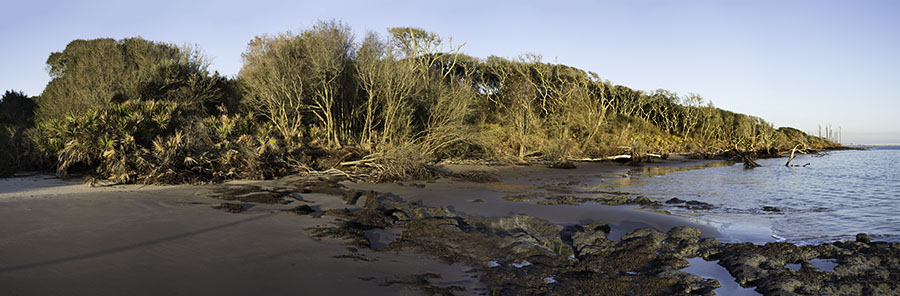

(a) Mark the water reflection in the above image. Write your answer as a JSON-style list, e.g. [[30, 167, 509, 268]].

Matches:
[[603, 160, 733, 187], [628, 160, 734, 178]]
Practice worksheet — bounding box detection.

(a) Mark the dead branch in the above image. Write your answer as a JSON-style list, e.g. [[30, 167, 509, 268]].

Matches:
[[570, 153, 663, 162], [785, 144, 809, 167]]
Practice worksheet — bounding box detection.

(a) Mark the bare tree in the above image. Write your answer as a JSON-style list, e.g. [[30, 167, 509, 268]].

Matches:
[[239, 34, 307, 146], [301, 20, 354, 148]]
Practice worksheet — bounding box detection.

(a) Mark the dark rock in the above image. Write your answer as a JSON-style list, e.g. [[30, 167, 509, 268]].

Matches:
[[856, 233, 870, 244], [288, 205, 315, 215], [304, 177, 765, 295], [213, 203, 244, 213], [448, 170, 499, 183], [471, 199, 484, 203], [501, 194, 531, 202], [490, 215, 574, 257], [582, 221, 611, 234], [605, 195, 632, 205], [663, 197, 714, 210], [537, 195, 592, 205], [342, 191, 363, 205], [633, 196, 655, 206], [697, 237, 723, 258], [684, 200, 715, 210], [209, 184, 305, 204], [712, 238, 900, 295], [667, 226, 701, 242], [570, 222, 614, 257], [298, 179, 347, 196], [548, 161, 576, 169], [762, 206, 782, 212], [666, 197, 686, 204]]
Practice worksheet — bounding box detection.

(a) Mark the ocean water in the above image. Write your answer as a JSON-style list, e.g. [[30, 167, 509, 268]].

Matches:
[[605, 146, 900, 244]]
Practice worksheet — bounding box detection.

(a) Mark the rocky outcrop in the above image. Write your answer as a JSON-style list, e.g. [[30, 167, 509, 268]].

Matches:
[[205, 177, 898, 295], [309, 178, 723, 295], [712, 239, 900, 295]]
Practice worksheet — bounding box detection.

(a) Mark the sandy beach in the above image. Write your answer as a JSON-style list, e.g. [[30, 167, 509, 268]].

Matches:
[[0, 160, 716, 295], [0, 177, 480, 295], [2, 159, 897, 295]]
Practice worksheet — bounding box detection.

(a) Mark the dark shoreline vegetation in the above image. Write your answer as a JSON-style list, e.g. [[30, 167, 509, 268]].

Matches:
[[0, 20, 841, 182]]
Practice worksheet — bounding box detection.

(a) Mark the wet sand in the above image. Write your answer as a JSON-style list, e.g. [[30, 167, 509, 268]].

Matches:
[[0, 178, 480, 295], [0, 159, 764, 295], [346, 160, 725, 240]]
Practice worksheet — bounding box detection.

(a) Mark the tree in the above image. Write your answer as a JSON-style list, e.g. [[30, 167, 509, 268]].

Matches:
[[0, 90, 39, 176], [680, 93, 704, 141], [0, 90, 36, 125], [355, 31, 419, 148], [240, 33, 309, 146], [37, 38, 228, 124], [388, 27, 464, 82], [301, 20, 355, 148]]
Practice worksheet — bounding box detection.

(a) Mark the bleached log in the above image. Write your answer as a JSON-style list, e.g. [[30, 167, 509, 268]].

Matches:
[[570, 153, 662, 162], [785, 144, 808, 167]]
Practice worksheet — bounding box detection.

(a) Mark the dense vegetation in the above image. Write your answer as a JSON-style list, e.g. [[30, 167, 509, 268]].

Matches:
[[0, 20, 839, 182], [0, 90, 41, 176]]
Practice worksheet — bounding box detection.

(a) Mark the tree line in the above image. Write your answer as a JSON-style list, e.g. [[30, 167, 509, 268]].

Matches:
[[0, 20, 839, 181]]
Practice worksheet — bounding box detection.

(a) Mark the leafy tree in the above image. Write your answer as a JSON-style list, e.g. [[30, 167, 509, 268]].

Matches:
[[37, 38, 230, 124], [0, 90, 40, 176], [0, 90, 37, 125]]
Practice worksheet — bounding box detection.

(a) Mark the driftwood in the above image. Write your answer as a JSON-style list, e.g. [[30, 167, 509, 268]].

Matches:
[[339, 159, 372, 167], [785, 144, 809, 167], [730, 143, 761, 168], [741, 155, 761, 168], [339, 153, 382, 168], [570, 153, 663, 162]]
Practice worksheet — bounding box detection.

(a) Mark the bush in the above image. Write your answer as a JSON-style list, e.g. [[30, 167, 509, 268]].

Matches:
[[0, 90, 41, 176], [39, 100, 283, 183]]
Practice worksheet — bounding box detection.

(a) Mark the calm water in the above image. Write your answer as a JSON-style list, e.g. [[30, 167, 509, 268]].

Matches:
[[603, 146, 900, 244]]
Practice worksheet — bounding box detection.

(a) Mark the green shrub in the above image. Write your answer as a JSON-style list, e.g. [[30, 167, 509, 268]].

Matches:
[[39, 100, 283, 183], [37, 38, 232, 125], [0, 90, 42, 176]]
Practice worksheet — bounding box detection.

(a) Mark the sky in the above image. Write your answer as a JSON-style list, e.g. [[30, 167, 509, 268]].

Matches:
[[2, 0, 898, 144]]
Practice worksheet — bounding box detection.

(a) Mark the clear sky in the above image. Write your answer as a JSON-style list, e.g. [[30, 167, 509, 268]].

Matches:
[[2, 0, 898, 144]]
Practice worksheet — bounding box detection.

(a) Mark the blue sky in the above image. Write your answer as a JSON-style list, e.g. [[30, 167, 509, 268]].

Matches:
[[2, 0, 898, 144]]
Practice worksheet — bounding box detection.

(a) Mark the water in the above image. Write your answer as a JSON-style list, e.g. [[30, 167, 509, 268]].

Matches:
[[602, 146, 900, 244], [680, 258, 760, 296]]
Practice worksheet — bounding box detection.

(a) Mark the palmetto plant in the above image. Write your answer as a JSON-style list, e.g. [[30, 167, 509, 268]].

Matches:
[[38, 100, 282, 184]]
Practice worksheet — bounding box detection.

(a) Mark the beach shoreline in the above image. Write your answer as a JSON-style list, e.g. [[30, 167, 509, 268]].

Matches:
[[1, 158, 897, 295]]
